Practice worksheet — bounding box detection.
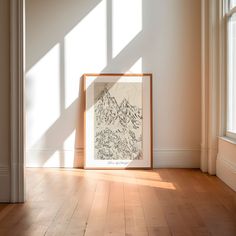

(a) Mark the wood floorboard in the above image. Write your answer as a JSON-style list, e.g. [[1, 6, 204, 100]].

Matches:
[[0, 168, 235, 236]]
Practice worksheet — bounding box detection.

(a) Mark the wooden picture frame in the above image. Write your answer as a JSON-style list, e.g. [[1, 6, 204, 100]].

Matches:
[[84, 73, 153, 169]]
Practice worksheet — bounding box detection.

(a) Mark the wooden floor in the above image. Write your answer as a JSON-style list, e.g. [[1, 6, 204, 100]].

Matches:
[[0, 169, 236, 236]]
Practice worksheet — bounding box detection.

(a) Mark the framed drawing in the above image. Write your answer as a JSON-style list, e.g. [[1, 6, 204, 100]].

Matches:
[[84, 73, 152, 169]]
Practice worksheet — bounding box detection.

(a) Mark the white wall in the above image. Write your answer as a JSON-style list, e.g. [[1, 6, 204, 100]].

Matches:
[[25, 0, 201, 168], [0, 0, 11, 201], [217, 138, 236, 191]]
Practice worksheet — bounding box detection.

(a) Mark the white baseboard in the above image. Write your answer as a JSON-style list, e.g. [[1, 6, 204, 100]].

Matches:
[[0, 166, 10, 202], [216, 156, 236, 191], [26, 148, 200, 169], [153, 149, 200, 168], [26, 149, 84, 168], [0, 166, 9, 176]]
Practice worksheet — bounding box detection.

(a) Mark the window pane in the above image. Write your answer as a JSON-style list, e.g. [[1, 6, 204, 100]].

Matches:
[[230, 0, 236, 9], [228, 13, 236, 133]]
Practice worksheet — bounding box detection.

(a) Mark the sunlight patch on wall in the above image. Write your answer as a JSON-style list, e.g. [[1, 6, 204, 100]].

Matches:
[[126, 57, 143, 73], [43, 151, 60, 167], [112, 0, 142, 58], [63, 130, 76, 150], [64, 0, 107, 109], [63, 151, 76, 167], [26, 44, 60, 149], [42, 151, 76, 168]]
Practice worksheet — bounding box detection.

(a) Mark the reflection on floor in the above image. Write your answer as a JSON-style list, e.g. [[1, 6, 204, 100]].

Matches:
[[0, 168, 236, 236]]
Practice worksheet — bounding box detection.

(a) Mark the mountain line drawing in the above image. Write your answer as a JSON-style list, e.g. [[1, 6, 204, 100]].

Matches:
[[94, 86, 143, 160]]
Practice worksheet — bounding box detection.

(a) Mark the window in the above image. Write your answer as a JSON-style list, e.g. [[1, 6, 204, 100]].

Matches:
[[230, 0, 236, 8], [227, 0, 236, 138]]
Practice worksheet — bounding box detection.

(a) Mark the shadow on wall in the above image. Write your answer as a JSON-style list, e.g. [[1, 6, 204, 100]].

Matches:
[[25, 0, 201, 167], [26, 0, 145, 167]]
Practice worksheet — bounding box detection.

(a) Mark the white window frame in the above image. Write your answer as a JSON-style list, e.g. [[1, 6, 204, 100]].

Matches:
[[225, 0, 236, 140]]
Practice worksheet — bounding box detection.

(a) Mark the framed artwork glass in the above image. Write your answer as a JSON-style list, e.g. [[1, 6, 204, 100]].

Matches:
[[84, 73, 152, 169]]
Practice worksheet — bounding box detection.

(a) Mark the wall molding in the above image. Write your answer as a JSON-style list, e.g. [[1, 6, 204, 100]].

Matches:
[[207, 0, 220, 175], [153, 149, 200, 168], [217, 138, 236, 191], [201, 0, 209, 173], [26, 148, 84, 168], [201, 0, 221, 175], [217, 155, 236, 171], [216, 155, 236, 191], [0, 166, 10, 176], [10, 0, 25, 202], [0, 166, 10, 202], [26, 148, 200, 169]]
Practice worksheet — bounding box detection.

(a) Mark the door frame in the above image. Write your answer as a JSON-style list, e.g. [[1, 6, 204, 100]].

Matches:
[[10, 0, 25, 202]]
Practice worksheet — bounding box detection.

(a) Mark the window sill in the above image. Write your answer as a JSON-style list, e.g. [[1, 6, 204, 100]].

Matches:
[[219, 136, 236, 145]]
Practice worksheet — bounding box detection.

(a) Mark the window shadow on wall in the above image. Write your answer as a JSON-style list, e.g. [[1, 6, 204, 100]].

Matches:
[[26, 0, 160, 167], [25, 0, 202, 174]]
